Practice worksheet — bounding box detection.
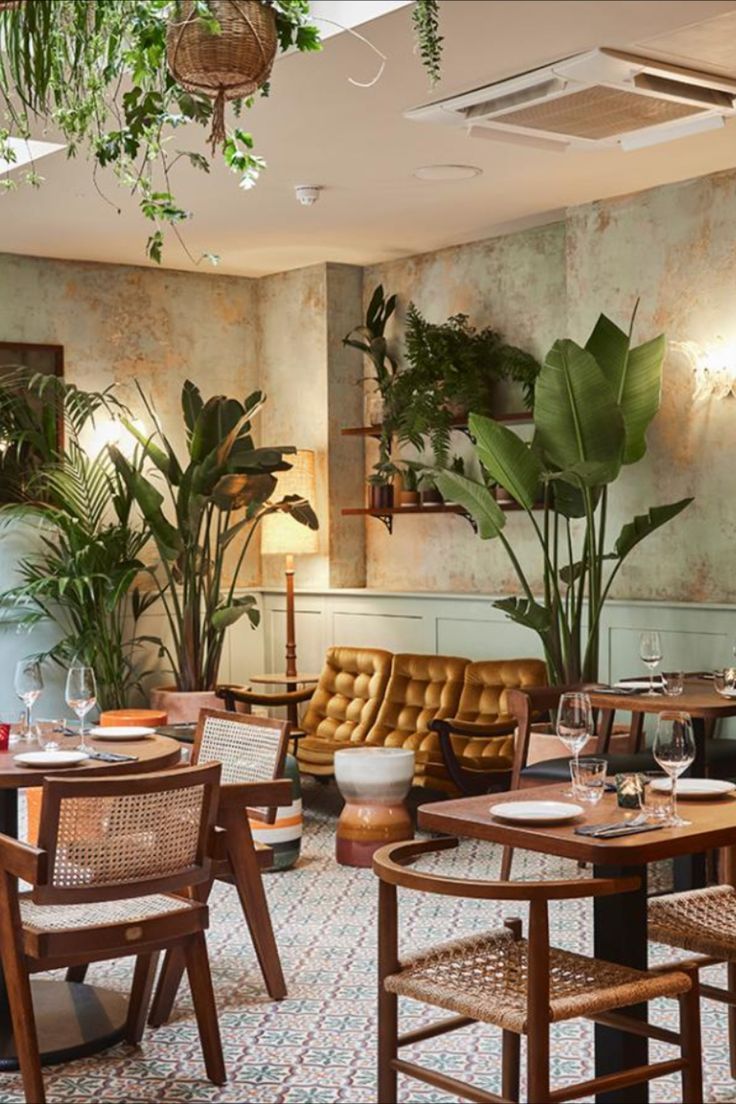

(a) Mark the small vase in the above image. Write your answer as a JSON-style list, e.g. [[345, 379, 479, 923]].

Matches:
[[370, 483, 394, 510], [365, 389, 384, 427]]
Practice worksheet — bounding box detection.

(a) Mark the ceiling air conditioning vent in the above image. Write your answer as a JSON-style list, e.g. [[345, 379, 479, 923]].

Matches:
[[405, 48, 736, 151]]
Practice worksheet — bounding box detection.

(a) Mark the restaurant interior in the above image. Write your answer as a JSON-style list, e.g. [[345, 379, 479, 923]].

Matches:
[[3, 1, 736, 1101]]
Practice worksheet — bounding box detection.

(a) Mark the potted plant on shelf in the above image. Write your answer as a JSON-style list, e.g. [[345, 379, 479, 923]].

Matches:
[[391, 303, 540, 466], [368, 458, 398, 511], [398, 465, 420, 507], [344, 284, 397, 427], [423, 310, 692, 684], [0, 370, 156, 710], [110, 380, 318, 721]]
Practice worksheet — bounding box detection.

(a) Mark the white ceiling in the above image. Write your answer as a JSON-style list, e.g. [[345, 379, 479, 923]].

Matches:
[[3, 0, 736, 276]]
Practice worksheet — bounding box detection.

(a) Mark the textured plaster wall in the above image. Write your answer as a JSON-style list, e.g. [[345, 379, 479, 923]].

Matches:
[[361, 170, 736, 602]]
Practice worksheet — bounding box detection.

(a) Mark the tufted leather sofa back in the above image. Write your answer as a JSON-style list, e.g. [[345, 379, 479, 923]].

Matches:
[[456, 659, 548, 726], [366, 653, 468, 750], [301, 646, 393, 746]]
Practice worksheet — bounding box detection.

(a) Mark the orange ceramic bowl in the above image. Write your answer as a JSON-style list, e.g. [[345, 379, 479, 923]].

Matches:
[[99, 708, 168, 728]]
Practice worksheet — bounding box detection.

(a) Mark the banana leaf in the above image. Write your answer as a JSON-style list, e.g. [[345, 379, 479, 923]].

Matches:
[[469, 413, 541, 509]]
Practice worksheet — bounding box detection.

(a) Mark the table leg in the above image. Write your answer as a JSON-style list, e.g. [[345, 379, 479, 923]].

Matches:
[[673, 717, 707, 890], [593, 863, 648, 1104]]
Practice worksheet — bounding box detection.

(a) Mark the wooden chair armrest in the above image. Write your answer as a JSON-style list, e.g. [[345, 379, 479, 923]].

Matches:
[[431, 718, 515, 796], [431, 717, 517, 738], [0, 833, 47, 884], [218, 779, 293, 814], [217, 684, 314, 709], [373, 837, 640, 901]]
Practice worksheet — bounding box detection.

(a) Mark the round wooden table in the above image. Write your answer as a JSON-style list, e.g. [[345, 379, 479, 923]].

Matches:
[[0, 732, 181, 1071]]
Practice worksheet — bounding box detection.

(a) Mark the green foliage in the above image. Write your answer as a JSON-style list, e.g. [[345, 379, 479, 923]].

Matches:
[[343, 284, 398, 486], [425, 312, 692, 683], [411, 0, 443, 85], [0, 0, 321, 263], [111, 380, 319, 692], [0, 371, 156, 709], [391, 304, 540, 465]]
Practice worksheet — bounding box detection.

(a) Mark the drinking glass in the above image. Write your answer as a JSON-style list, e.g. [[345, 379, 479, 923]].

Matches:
[[639, 630, 663, 695], [638, 773, 674, 824], [14, 659, 43, 741], [653, 711, 695, 827], [662, 671, 685, 697], [570, 757, 607, 804], [557, 692, 593, 796], [65, 666, 97, 750], [35, 718, 63, 753]]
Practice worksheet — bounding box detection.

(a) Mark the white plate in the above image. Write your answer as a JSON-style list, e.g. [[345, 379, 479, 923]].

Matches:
[[89, 726, 155, 741], [14, 750, 89, 768], [715, 688, 736, 699], [651, 778, 736, 798], [490, 800, 584, 825]]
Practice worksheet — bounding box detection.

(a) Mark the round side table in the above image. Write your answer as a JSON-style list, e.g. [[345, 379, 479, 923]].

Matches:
[[334, 747, 415, 867]]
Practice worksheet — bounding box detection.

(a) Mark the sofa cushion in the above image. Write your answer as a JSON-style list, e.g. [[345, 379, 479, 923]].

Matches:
[[297, 646, 392, 754], [366, 653, 468, 752], [455, 659, 548, 726]]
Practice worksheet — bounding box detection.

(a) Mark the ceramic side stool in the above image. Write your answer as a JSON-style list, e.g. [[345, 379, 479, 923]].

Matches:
[[334, 747, 415, 867], [249, 752, 303, 871]]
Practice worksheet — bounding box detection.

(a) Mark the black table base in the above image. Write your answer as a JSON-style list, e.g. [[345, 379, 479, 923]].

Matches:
[[593, 863, 649, 1104]]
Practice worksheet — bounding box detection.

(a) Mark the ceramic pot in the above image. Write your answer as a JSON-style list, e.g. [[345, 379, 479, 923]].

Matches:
[[370, 483, 394, 510], [420, 486, 443, 505], [334, 747, 415, 867], [399, 490, 420, 507], [148, 686, 221, 724]]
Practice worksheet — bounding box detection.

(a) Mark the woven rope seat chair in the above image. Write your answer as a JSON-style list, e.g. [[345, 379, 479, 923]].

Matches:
[[0, 763, 225, 1104], [373, 837, 702, 1104], [147, 708, 292, 1028], [649, 882, 736, 1077]]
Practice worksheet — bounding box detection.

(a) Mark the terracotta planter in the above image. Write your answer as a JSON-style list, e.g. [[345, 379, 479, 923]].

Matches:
[[399, 490, 420, 507], [149, 686, 221, 724], [370, 483, 394, 510], [420, 486, 443, 506]]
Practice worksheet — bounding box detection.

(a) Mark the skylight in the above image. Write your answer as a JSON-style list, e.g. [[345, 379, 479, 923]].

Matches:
[[0, 137, 65, 176]]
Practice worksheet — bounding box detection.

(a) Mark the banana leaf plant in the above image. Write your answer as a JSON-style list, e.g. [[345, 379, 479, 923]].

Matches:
[[0, 370, 157, 710], [111, 381, 318, 693], [424, 311, 692, 684]]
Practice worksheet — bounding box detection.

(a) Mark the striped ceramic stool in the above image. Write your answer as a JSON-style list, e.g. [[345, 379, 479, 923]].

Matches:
[[334, 747, 415, 867], [249, 753, 302, 870]]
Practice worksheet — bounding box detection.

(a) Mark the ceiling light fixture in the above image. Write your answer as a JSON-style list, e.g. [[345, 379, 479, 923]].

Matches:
[[0, 137, 65, 176], [413, 164, 483, 181]]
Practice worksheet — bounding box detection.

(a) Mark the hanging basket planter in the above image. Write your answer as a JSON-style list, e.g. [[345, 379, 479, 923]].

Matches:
[[167, 0, 278, 152]]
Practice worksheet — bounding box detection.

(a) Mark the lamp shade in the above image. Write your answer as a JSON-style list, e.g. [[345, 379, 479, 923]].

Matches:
[[261, 449, 319, 555]]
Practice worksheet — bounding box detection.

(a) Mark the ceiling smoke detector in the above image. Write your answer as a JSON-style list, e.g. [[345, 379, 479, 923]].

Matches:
[[295, 185, 322, 206]]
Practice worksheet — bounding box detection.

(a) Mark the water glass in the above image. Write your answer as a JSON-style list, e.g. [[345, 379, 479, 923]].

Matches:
[[653, 710, 695, 826], [14, 659, 43, 740], [638, 773, 674, 823], [639, 630, 663, 695], [65, 666, 97, 750], [714, 668, 736, 698], [556, 692, 593, 795], [35, 719, 64, 753], [570, 757, 607, 804], [662, 671, 685, 697]]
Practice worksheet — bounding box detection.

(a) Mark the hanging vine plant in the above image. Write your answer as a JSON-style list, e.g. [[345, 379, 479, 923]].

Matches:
[[0, 0, 442, 264]]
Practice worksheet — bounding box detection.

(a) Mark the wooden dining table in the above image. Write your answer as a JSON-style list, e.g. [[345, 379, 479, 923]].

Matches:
[[419, 782, 736, 1104], [0, 732, 181, 1072]]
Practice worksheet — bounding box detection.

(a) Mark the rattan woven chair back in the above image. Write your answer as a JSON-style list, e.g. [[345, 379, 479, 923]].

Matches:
[[193, 708, 289, 785], [35, 762, 220, 907]]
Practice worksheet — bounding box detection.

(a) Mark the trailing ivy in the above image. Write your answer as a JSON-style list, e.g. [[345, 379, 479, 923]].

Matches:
[[412, 0, 442, 86]]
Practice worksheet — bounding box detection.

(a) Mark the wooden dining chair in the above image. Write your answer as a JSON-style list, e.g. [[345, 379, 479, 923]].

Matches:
[[0, 762, 225, 1104], [374, 836, 702, 1104], [148, 708, 292, 1027]]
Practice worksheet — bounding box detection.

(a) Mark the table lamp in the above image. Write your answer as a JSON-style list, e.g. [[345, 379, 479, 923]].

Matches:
[[261, 449, 318, 678]]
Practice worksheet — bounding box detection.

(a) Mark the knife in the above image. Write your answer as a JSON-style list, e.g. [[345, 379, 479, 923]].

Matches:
[[575, 822, 665, 839]]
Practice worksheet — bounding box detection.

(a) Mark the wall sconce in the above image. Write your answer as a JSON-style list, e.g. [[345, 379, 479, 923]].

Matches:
[[85, 416, 145, 457], [675, 339, 736, 401]]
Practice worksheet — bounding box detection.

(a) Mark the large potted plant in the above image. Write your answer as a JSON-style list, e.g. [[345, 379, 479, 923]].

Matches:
[[111, 380, 318, 720], [425, 311, 692, 684], [0, 371, 156, 710]]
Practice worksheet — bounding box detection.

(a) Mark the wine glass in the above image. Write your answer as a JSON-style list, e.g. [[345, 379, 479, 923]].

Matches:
[[653, 710, 695, 827], [65, 666, 97, 750], [639, 630, 663, 695], [14, 659, 43, 741], [556, 691, 593, 796]]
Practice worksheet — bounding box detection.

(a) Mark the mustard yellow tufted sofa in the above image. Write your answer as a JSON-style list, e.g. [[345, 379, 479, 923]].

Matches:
[[219, 650, 548, 791]]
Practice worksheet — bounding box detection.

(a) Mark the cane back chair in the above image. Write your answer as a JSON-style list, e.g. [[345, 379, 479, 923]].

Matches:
[[0, 763, 224, 1104], [148, 708, 292, 1027], [374, 837, 702, 1104]]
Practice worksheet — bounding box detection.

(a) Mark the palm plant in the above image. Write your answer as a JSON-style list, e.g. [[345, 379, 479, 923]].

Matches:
[[0, 371, 156, 709], [111, 380, 318, 692], [426, 311, 693, 684]]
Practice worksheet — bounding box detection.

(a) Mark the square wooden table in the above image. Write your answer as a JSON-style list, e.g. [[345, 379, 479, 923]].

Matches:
[[418, 783, 736, 1103]]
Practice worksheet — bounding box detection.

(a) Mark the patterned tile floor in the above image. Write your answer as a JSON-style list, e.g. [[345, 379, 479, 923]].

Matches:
[[3, 781, 736, 1102]]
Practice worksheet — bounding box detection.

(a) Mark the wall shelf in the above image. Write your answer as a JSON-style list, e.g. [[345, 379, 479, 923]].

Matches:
[[341, 410, 533, 439], [341, 502, 527, 535]]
